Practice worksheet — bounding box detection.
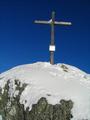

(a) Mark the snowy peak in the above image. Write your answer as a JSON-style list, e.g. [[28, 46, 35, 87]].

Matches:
[[0, 62, 89, 79], [0, 62, 90, 96], [0, 62, 90, 120]]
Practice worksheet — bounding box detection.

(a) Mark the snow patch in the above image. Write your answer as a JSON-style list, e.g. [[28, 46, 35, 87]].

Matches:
[[0, 115, 2, 120]]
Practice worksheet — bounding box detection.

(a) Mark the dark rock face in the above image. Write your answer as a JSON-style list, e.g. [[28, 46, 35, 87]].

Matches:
[[0, 80, 73, 120], [26, 98, 73, 120]]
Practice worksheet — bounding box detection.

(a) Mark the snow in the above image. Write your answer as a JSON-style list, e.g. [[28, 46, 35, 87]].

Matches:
[[0, 62, 90, 120], [0, 115, 2, 120]]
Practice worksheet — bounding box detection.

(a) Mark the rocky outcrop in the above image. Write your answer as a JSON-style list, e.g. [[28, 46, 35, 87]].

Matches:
[[0, 79, 73, 120]]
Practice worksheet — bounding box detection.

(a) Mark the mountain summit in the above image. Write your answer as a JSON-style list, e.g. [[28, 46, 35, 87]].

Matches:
[[0, 62, 90, 120]]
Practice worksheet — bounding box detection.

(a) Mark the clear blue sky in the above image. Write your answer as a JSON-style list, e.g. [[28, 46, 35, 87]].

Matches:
[[0, 0, 90, 73]]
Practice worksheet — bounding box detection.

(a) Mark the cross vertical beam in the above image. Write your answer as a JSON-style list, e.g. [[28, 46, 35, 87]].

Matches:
[[50, 11, 55, 64], [51, 11, 55, 45], [34, 11, 72, 65]]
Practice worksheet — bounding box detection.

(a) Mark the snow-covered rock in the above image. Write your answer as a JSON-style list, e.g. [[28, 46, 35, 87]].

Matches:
[[0, 62, 90, 120]]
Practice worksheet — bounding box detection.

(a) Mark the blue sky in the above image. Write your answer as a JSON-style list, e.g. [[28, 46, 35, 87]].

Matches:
[[0, 0, 90, 73]]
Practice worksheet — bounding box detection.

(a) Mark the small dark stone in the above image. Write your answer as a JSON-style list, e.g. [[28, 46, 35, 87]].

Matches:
[[61, 65, 68, 72]]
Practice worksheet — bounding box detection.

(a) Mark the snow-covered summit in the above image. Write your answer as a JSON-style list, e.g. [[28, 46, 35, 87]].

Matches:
[[0, 62, 90, 120]]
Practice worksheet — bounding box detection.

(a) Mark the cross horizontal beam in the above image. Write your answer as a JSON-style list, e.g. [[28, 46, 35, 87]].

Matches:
[[34, 20, 72, 26]]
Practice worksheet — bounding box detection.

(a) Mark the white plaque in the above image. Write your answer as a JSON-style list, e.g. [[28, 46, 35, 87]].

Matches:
[[49, 45, 56, 51]]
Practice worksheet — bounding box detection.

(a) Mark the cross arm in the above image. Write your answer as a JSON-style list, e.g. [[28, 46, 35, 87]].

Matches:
[[34, 20, 50, 24], [55, 21, 72, 26]]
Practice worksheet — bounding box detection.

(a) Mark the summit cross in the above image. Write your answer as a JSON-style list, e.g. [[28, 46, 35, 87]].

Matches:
[[34, 11, 72, 65]]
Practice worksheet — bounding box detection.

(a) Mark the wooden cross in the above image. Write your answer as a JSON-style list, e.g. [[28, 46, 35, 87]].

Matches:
[[34, 11, 72, 65]]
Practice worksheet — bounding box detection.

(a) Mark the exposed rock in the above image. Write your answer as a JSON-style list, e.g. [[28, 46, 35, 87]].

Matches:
[[61, 64, 68, 72]]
